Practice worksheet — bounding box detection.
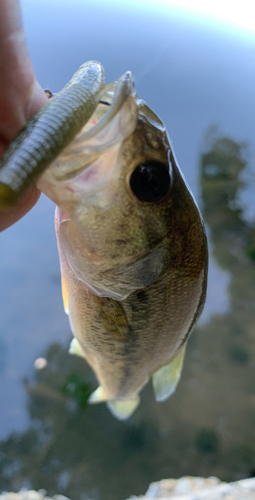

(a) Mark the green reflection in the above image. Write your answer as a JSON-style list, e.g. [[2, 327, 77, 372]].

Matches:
[[0, 342, 160, 499], [61, 373, 91, 409], [0, 129, 255, 499]]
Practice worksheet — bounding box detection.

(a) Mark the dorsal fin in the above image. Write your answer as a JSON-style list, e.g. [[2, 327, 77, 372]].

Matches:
[[152, 346, 186, 402]]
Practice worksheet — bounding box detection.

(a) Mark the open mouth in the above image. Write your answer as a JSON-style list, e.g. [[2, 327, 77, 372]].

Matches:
[[45, 72, 138, 181], [37, 71, 138, 213]]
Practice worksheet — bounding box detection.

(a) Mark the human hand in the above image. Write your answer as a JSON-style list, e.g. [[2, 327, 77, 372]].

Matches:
[[0, 0, 48, 231]]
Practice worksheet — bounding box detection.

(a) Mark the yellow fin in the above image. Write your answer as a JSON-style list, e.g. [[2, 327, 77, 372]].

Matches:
[[68, 338, 84, 358], [107, 397, 140, 420], [61, 274, 69, 314], [88, 386, 108, 403], [152, 346, 186, 402]]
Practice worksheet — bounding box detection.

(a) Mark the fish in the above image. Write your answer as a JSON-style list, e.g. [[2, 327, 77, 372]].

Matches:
[[0, 62, 208, 420]]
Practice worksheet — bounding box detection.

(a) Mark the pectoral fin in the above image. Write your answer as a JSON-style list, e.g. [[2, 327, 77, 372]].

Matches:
[[61, 274, 69, 315], [152, 346, 186, 402], [91, 295, 130, 341], [107, 397, 140, 420], [68, 338, 84, 358]]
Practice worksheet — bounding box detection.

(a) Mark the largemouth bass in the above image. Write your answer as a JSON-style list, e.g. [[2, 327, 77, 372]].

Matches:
[[0, 62, 208, 420]]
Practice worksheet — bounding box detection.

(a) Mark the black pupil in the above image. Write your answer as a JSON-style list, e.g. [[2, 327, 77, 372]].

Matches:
[[130, 160, 171, 202]]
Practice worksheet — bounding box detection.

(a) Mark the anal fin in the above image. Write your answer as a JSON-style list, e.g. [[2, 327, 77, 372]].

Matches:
[[88, 386, 140, 420], [107, 397, 140, 420], [152, 346, 186, 402]]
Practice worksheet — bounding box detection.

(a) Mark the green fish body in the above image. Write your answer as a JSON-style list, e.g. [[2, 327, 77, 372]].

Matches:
[[0, 63, 208, 419]]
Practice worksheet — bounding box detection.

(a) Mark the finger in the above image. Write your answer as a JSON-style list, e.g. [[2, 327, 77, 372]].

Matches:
[[0, 185, 40, 232], [0, 1, 48, 229]]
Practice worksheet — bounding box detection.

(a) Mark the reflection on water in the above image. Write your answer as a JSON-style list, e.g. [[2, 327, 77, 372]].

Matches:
[[1, 131, 255, 500]]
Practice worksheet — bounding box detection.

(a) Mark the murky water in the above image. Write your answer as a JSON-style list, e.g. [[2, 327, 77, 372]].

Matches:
[[0, 1, 255, 499]]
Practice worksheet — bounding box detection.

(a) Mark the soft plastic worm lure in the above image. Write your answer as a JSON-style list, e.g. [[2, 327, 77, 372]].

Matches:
[[0, 61, 105, 208]]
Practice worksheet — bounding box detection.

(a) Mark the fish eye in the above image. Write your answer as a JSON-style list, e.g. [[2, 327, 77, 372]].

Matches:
[[130, 160, 171, 202]]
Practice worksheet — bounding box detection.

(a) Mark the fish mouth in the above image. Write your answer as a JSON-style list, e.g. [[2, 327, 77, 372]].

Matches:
[[37, 71, 138, 212]]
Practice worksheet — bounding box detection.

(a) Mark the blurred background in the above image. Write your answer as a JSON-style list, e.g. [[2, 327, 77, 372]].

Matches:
[[0, 1, 255, 499]]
